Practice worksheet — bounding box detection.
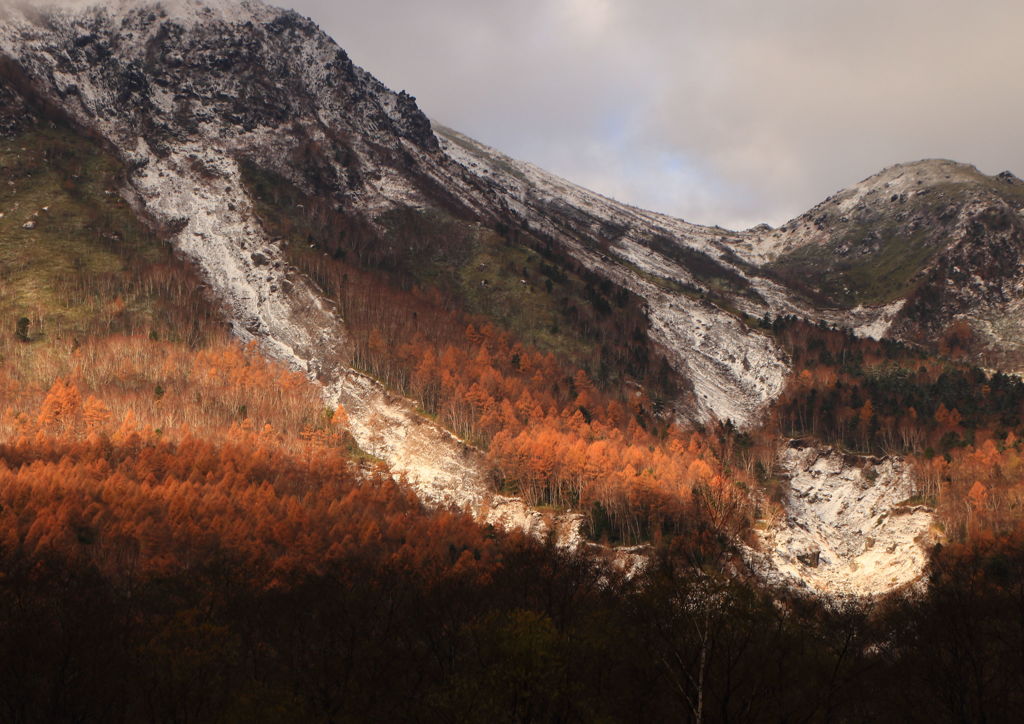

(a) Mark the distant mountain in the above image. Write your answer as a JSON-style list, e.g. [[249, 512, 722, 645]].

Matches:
[[748, 160, 1024, 369]]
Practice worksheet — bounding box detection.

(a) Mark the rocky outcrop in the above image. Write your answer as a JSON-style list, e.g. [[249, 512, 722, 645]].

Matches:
[[0, 76, 35, 137], [892, 197, 1024, 368], [747, 444, 937, 599]]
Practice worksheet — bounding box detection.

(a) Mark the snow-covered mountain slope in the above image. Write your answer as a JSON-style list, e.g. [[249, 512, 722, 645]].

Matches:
[[436, 126, 790, 427], [5, 2, 1022, 415], [0, 0, 798, 430], [436, 125, 740, 260]]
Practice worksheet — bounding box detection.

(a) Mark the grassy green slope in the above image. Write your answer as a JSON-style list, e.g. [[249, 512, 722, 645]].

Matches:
[[0, 123, 217, 345], [770, 222, 937, 307]]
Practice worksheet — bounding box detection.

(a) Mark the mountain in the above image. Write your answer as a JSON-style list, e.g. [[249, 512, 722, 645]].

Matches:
[[5, 0, 1020, 430], [1, 0, 791, 432], [4, 1, 1024, 718], [750, 160, 1024, 370], [4, 0, 1024, 588]]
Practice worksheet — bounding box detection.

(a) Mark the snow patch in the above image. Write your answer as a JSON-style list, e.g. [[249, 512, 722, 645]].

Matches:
[[851, 300, 906, 340]]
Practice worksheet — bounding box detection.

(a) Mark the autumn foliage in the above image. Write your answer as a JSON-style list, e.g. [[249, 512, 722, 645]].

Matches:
[[371, 320, 741, 543], [0, 330, 523, 585]]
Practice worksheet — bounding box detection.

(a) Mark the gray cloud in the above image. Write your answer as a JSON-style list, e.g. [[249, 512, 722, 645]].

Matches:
[[284, 0, 1023, 229]]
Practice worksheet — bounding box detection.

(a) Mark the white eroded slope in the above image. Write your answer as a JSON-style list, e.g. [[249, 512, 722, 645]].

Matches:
[[328, 370, 584, 548], [129, 142, 345, 370], [329, 371, 485, 509], [749, 445, 936, 598], [648, 296, 789, 426]]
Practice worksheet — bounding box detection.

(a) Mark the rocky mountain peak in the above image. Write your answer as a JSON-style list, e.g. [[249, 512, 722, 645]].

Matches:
[[0, 0, 441, 161], [744, 157, 1024, 369]]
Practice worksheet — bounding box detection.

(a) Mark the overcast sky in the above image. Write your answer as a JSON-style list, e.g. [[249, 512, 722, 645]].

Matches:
[[285, 0, 1023, 230]]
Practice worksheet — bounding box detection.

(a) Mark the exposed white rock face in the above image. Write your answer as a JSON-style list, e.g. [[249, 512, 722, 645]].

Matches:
[[486, 496, 588, 551], [329, 371, 486, 511], [128, 142, 344, 372], [748, 445, 936, 598], [644, 292, 788, 427], [328, 371, 585, 549], [850, 300, 906, 341]]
